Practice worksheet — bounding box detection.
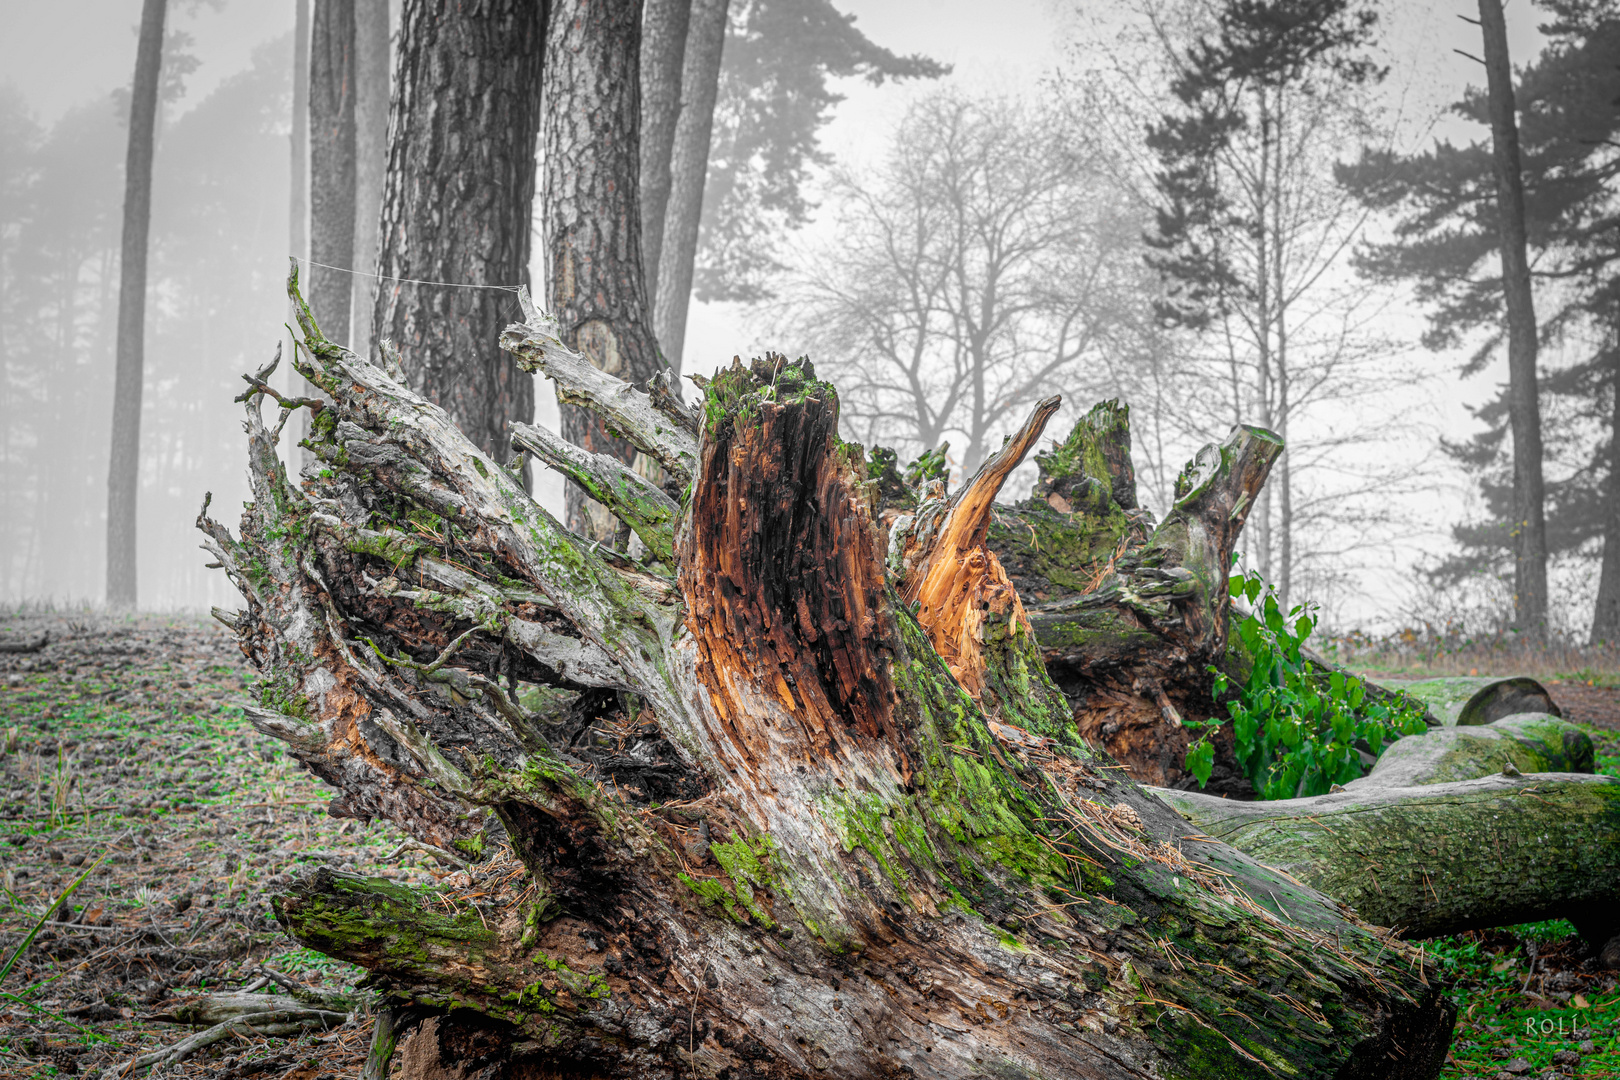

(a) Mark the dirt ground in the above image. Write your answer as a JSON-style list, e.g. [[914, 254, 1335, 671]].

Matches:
[[1545, 681, 1620, 732], [0, 612, 436, 1079], [2, 610, 1617, 1079]]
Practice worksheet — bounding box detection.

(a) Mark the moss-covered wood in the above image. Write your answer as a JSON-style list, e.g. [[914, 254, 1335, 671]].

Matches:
[[1345, 713, 1594, 789], [204, 269, 1459, 1080], [1377, 675, 1563, 727], [1154, 774, 1620, 941]]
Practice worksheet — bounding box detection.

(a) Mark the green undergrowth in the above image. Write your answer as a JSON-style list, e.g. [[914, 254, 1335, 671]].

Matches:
[[1429, 919, 1620, 1077], [1589, 727, 1620, 779], [1186, 570, 1430, 799]]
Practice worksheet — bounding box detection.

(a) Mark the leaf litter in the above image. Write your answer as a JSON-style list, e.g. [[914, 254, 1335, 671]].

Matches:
[[0, 611, 458, 1079]]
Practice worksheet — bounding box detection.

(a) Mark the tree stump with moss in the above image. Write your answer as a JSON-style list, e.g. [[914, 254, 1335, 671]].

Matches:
[[200, 266, 1457, 1079]]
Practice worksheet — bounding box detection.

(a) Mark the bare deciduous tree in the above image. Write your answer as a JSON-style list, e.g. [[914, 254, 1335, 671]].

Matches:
[[785, 93, 1153, 478], [1089, 0, 1433, 611]]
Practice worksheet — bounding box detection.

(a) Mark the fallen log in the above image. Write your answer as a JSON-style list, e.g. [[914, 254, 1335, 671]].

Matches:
[[979, 401, 1286, 794], [148, 991, 345, 1027], [200, 267, 1458, 1079], [1344, 713, 1593, 789], [1378, 675, 1562, 727], [1152, 773, 1620, 943]]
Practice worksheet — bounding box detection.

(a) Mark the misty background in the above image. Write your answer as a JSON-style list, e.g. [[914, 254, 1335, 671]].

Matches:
[[0, 0, 1611, 639]]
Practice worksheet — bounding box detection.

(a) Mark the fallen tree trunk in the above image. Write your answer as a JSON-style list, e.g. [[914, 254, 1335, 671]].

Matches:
[[981, 400, 1284, 794], [200, 267, 1458, 1079], [1152, 773, 1620, 943], [1344, 713, 1593, 789], [1374, 675, 1562, 727]]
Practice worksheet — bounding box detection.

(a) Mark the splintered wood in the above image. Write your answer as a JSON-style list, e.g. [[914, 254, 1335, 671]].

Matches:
[[900, 397, 1060, 705], [679, 378, 895, 765]]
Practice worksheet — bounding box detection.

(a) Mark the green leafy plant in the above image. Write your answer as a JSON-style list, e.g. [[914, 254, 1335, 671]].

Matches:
[[1184, 570, 1428, 799]]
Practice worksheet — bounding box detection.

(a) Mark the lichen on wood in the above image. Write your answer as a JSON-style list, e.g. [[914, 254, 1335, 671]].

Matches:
[[202, 267, 1460, 1080]]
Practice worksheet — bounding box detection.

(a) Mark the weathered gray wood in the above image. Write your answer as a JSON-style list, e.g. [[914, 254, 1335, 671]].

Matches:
[[211, 277, 1458, 1080], [503, 289, 698, 486], [510, 421, 677, 564]]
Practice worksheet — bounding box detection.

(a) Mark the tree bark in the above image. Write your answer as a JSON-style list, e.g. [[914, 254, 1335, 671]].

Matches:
[[1155, 774, 1620, 943], [292, 0, 311, 355], [638, 0, 691, 315], [980, 401, 1283, 790], [1592, 351, 1620, 643], [652, 0, 727, 377], [372, 0, 544, 464], [349, 0, 391, 358], [201, 274, 1460, 1079], [291, 0, 312, 450], [1479, 0, 1550, 639], [310, 0, 357, 351], [1377, 675, 1561, 728], [544, 0, 665, 539], [106, 0, 166, 609], [1343, 713, 1592, 789]]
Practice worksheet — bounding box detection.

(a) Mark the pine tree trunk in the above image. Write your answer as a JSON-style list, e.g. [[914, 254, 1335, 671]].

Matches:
[[290, 0, 311, 424], [106, 0, 166, 609], [652, 0, 727, 377], [1591, 353, 1620, 643], [638, 0, 691, 314], [1479, 0, 1550, 639], [202, 277, 1461, 1079], [544, 0, 665, 538], [309, 0, 357, 351], [349, 0, 391, 358], [371, 0, 544, 463]]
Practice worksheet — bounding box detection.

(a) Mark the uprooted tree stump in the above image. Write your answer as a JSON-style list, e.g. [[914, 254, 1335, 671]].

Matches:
[[199, 266, 1457, 1079]]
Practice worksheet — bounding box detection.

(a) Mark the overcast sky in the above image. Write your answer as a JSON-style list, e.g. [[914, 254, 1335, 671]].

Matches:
[[0, 0, 1565, 625]]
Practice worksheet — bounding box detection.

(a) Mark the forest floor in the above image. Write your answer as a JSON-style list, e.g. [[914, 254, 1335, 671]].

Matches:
[[0, 610, 1617, 1079]]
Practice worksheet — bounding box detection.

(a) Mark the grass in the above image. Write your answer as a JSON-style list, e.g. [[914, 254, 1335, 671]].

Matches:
[[1318, 626, 1620, 684], [0, 611, 395, 1077], [1431, 919, 1620, 1077]]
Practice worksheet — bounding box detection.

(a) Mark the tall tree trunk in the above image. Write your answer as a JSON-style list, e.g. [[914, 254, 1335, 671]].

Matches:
[[204, 288, 1461, 1078], [349, 0, 391, 357], [310, 0, 358, 351], [1479, 0, 1550, 638], [291, 0, 311, 413], [1592, 348, 1620, 643], [545, 0, 664, 539], [652, 0, 727, 377], [638, 0, 690, 317], [372, 0, 544, 465], [106, 0, 166, 609]]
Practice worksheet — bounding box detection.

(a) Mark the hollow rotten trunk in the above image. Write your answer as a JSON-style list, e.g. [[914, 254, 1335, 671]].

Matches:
[[200, 269, 1455, 1080]]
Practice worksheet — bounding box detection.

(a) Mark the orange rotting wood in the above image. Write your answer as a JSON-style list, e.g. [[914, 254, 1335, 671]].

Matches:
[[902, 397, 1061, 704]]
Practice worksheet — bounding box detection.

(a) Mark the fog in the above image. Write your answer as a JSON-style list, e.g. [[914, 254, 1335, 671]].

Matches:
[[2, 0, 1609, 638]]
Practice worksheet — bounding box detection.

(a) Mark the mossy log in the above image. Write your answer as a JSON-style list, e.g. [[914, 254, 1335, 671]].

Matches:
[[199, 267, 1458, 1079], [1152, 773, 1620, 943], [1344, 714, 1593, 790], [1374, 676, 1562, 727], [980, 401, 1284, 793]]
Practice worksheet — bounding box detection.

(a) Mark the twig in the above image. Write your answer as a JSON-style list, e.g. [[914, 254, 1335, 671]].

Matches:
[[117, 1008, 345, 1074], [384, 838, 471, 868], [233, 343, 326, 413]]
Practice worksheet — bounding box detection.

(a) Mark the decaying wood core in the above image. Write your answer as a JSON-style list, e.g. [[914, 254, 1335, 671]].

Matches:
[[900, 397, 1060, 710], [680, 355, 896, 767], [194, 270, 1469, 1080]]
